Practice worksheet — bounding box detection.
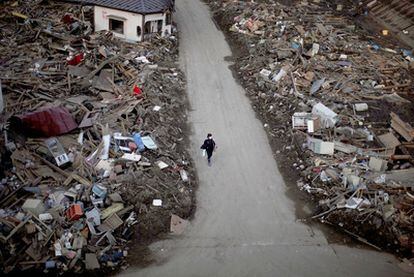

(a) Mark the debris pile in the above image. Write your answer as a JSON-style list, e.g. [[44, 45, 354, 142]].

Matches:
[[0, 0, 195, 273], [207, 0, 414, 257]]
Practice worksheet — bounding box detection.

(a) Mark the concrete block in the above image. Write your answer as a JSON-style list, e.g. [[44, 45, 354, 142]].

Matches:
[[22, 198, 45, 216], [369, 157, 387, 172], [307, 137, 334, 155]]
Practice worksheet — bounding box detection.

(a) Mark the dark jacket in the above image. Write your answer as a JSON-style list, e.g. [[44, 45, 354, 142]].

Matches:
[[201, 138, 215, 153]]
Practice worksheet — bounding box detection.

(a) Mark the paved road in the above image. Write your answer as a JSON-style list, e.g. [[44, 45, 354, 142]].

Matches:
[[122, 0, 407, 276]]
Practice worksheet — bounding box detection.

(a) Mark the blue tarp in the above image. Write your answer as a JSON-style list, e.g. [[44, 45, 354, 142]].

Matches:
[[133, 133, 145, 151]]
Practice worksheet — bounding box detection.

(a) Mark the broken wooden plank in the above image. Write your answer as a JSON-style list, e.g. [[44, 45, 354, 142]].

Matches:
[[390, 112, 414, 141], [377, 132, 401, 149]]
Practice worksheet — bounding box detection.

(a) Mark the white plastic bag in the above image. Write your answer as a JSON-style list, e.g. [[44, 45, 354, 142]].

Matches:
[[202, 149, 206, 157]]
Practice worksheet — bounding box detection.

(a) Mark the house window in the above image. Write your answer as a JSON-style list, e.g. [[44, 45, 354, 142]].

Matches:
[[157, 20, 163, 33], [144, 21, 151, 34], [166, 12, 172, 25], [137, 26, 142, 36], [109, 18, 124, 34], [144, 20, 163, 36]]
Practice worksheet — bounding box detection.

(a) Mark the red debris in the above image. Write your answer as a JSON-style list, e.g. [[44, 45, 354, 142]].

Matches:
[[133, 84, 142, 95], [12, 106, 78, 137], [62, 13, 74, 24], [67, 53, 84, 66], [312, 167, 322, 173], [66, 204, 83, 221], [128, 142, 138, 151]]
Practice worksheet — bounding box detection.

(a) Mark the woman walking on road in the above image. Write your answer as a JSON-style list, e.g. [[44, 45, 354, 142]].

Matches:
[[200, 133, 216, 166]]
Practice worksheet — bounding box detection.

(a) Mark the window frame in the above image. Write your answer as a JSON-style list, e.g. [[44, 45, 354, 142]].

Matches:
[[108, 17, 125, 35], [166, 12, 172, 25], [144, 21, 151, 35], [157, 19, 163, 33]]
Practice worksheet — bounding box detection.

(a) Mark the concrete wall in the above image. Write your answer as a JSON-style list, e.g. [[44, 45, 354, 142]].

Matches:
[[94, 6, 172, 42]]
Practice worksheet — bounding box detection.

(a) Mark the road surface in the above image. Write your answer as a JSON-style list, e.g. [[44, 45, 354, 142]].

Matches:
[[122, 0, 407, 276]]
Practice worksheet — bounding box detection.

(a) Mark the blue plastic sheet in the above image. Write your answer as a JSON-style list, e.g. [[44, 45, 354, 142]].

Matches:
[[133, 133, 145, 151]]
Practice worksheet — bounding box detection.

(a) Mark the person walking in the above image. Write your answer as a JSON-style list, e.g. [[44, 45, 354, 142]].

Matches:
[[200, 133, 216, 166]]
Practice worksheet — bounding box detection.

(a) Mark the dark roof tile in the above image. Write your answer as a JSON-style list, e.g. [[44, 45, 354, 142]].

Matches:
[[71, 0, 173, 14]]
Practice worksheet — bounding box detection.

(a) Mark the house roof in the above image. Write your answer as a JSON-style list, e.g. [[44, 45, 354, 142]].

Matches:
[[72, 0, 174, 14]]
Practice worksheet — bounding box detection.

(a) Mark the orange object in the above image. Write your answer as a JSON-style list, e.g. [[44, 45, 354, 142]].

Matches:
[[66, 204, 83, 221]]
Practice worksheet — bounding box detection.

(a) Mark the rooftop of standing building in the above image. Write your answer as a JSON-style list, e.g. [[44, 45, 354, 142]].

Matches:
[[68, 0, 174, 14]]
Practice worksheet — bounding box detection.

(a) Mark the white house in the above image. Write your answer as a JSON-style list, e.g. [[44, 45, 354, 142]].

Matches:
[[78, 0, 174, 42]]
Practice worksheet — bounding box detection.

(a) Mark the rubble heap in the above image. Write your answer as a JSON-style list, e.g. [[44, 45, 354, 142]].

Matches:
[[207, 0, 414, 259], [0, 0, 195, 273]]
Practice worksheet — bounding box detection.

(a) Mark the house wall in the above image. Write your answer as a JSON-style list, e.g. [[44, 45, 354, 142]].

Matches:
[[144, 13, 172, 36], [94, 6, 143, 42], [94, 6, 172, 42]]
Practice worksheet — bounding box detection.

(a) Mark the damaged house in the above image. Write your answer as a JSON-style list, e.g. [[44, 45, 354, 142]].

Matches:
[[77, 0, 174, 42]]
